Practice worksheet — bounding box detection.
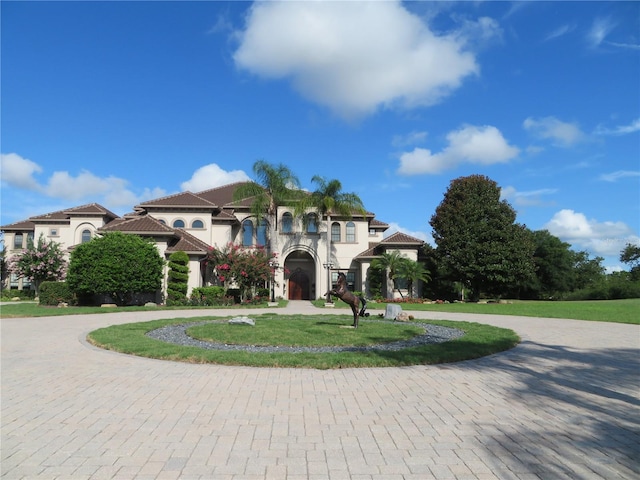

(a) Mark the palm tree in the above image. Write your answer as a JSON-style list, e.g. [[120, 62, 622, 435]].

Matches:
[[371, 251, 407, 299], [233, 160, 301, 228], [297, 176, 365, 303], [397, 259, 431, 299]]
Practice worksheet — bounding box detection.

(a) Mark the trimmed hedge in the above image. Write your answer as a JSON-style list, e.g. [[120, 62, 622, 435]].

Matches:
[[39, 281, 75, 306]]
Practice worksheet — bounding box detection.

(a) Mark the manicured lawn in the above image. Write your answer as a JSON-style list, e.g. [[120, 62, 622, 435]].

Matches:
[[87, 314, 520, 369], [316, 298, 640, 324]]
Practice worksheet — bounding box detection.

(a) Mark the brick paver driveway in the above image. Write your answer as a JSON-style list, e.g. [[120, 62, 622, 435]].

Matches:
[[2, 302, 639, 479]]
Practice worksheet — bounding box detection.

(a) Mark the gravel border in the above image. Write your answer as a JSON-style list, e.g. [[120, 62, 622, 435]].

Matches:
[[146, 320, 465, 354]]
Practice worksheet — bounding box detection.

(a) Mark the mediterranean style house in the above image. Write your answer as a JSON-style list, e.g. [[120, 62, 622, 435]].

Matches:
[[1, 182, 425, 301]]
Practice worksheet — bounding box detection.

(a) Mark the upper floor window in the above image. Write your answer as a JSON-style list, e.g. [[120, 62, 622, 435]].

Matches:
[[282, 212, 293, 233], [173, 219, 185, 228], [242, 219, 254, 246], [14, 233, 23, 249], [158, 219, 166, 225], [81, 229, 92, 243], [331, 222, 341, 243], [49, 228, 58, 237], [257, 219, 267, 246], [306, 213, 318, 234], [192, 220, 204, 229], [346, 221, 356, 242]]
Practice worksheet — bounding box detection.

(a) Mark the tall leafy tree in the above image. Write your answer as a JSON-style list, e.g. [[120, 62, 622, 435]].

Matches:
[[296, 175, 365, 302], [620, 243, 640, 281], [232, 160, 301, 230], [430, 174, 535, 301], [527, 229, 575, 298], [572, 250, 605, 290], [7, 233, 67, 296]]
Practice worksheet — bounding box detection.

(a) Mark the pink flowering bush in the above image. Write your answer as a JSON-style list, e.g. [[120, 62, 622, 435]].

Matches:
[[8, 234, 67, 296]]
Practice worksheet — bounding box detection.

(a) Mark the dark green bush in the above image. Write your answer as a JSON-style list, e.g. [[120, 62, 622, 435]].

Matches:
[[189, 286, 234, 306], [67, 232, 164, 306], [39, 281, 75, 305]]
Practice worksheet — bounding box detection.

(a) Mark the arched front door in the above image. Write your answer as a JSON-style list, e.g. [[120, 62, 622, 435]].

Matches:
[[288, 269, 310, 300]]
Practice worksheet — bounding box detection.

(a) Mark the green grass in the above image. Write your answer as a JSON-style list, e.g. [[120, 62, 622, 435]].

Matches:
[[0, 300, 286, 318], [87, 314, 519, 369], [317, 298, 640, 324]]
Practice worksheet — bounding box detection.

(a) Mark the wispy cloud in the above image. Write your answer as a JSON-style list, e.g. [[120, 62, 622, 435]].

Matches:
[[594, 118, 640, 136], [544, 24, 575, 42], [599, 170, 640, 182], [391, 131, 428, 148], [587, 16, 616, 49], [501, 186, 558, 207]]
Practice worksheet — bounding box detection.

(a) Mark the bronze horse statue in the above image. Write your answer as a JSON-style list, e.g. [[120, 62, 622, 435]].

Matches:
[[329, 272, 368, 328]]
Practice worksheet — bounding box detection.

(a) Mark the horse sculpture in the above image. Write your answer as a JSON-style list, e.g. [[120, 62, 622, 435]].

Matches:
[[329, 272, 368, 328]]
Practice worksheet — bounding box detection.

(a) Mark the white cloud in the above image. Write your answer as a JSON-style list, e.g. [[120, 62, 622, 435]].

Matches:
[[0, 153, 43, 190], [523, 116, 585, 147], [180, 163, 250, 192], [0, 152, 168, 211], [397, 124, 519, 175], [544, 24, 575, 42], [500, 186, 558, 207], [233, 1, 488, 120], [599, 170, 640, 182], [544, 209, 639, 256], [594, 118, 640, 136]]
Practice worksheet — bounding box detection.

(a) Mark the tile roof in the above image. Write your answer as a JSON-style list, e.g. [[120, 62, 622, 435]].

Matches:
[[196, 182, 255, 208], [1, 203, 119, 230], [137, 191, 218, 209], [99, 215, 175, 235], [369, 218, 389, 228], [380, 232, 425, 245], [167, 229, 211, 254]]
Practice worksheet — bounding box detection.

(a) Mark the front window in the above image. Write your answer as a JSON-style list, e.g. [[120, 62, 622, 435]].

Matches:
[[14, 233, 23, 249], [282, 213, 293, 233], [192, 220, 204, 229], [307, 213, 318, 234], [173, 219, 185, 228], [257, 219, 267, 246], [331, 222, 341, 242], [242, 219, 254, 246], [346, 222, 356, 242], [81, 229, 92, 243]]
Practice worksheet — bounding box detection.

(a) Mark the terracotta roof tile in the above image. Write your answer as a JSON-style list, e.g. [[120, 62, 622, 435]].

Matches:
[[195, 182, 253, 207], [64, 203, 119, 218], [0, 219, 35, 231], [381, 232, 425, 245], [369, 218, 389, 228], [99, 215, 175, 235], [167, 229, 210, 254], [137, 191, 217, 209]]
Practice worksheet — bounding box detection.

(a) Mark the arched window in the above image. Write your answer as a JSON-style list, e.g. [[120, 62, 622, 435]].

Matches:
[[173, 219, 185, 228], [306, 213, 318, 234], [192, 220, 204, 229], [242, 219, 254, 246], [282, 212, 293, 233], [81, 229, 92, 243], [158, 219, 166, 225], [14, 233, 23, 249], [346, 221, 356, 242], [331, 222, 341, 243], [257, 219, 268, 246]]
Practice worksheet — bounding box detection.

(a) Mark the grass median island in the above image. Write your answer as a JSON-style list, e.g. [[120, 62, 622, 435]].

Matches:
[[87, 314, 520, 369]]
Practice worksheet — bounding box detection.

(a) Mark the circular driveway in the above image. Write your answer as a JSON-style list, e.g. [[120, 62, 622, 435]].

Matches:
[[2, 302, 639, 479]]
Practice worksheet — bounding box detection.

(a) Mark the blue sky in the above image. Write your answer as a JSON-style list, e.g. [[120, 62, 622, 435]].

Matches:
[[2, 1, 639, 271]]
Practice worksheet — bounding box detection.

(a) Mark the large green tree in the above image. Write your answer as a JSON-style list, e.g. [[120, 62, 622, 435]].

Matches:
[[430, 174, 535, 301], [296, 176, 365, 302], [371, 251, 408, 299], [67, 232, 164, 305], [233, 160, 301, 229]]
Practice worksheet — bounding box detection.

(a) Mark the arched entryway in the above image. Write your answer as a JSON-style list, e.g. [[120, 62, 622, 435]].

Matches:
[[284, 250, 316, 300]]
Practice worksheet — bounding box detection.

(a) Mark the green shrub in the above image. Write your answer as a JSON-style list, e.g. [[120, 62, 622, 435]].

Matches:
[[39, 281, 75, 305], [166, 251, 189, 306], [189, 286, 234, 306], [67, 232, 164, 306]]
